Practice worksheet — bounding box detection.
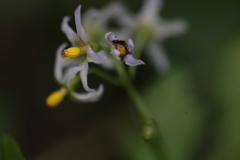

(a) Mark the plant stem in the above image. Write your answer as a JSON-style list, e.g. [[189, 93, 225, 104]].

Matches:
[[88, 67, 121, 86], [123, 82, 151, 121], [126, 83, 171, 160], [124, 82, 171, 160], [129, 26, 152, 78], [111, 56, 129, 84], [110, 47, 171, 160]]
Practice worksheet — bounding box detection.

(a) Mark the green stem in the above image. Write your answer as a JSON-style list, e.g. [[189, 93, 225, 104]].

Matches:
[[129, 26, 152, 79], [88, 67, 121, 86], [108, 45, 171, 160], [149, 132, 171, 160], [99, 45, 111, 51], [123, 82, 151, 121], [111, 56, 129, 83], [124, 82, 171, 160]]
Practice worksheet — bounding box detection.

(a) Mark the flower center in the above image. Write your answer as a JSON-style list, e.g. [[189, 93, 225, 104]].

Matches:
[[117, 44, 128, 57]]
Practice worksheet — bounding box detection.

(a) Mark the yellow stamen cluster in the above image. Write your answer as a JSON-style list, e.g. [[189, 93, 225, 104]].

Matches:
[[62, 47, 81, 59], [114, 44, 128, 58], [62, 46, 88, 59], [46, 88, 67, 108]]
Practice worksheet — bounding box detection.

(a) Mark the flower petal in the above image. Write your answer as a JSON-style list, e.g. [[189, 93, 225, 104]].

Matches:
[[99, 2, 128, 24], [74, 5, 88, 44], [82, 8, 100, 27], [124, 54, 145, 66], [110, 28, 133, 40], [97, 50, 114, 70], [105, 32, 118, 42], [86, 46, 105, 64], [155, 19, 189, 41], [63, 66, 82, 89], [138, 0, 163, 20], [70, 84, 104, 102], [145, 41, 170, 73], [80, 60, 94, 92], [127, 39, 135, 54], [54, 43, 68, 83], [102, 2, 135, 29], [111, 49, 121, 61], [54, 43, 82, 84], [61, 17, 80, 46]]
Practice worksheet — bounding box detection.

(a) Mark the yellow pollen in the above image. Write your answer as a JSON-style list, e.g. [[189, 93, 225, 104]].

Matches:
[[62, 46, 88, 59], [46, 88, 67, 108], [116, 44, 128, 57]]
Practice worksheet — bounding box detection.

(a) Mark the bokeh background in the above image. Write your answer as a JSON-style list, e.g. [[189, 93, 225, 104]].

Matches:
[[1, 0, 240, 159]]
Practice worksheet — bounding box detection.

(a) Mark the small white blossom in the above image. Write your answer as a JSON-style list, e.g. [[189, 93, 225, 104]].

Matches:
[[55, 5, 105, 102], [81, 2, 132, 70], [112, 0, 189, 73], [54, 43, 103, 102], [105, 32, 145, 66]]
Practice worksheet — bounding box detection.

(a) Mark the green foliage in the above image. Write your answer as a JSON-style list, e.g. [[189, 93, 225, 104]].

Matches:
[[210, 34, 240, 160], [143, 67, 204, 160], [1, 134, 25, 160]]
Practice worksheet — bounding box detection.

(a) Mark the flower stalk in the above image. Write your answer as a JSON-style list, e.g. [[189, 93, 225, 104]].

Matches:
[[106, 33, 169, 158], [111, 54, 171, 160], [88, 67, 121, 86]]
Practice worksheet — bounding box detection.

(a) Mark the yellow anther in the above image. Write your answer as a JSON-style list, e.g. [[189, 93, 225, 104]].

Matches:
[[116, 44, 128, 57], [62, 46, 88, 59], [46, 88, 67, 108], [62, 47, 81, 59]]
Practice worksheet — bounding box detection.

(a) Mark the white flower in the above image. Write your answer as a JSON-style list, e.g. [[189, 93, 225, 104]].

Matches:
[[105, 32, 145, 66], [47, 5, 106, 107], [62, 5, 104, 89], [82, 1, 128, 41], [113, 0, 189, 73], [81, 2, 132, 70], [48, 43, 103, 106]]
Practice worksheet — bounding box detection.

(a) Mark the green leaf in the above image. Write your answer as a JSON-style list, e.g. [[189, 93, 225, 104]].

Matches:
[[210, 33, 240, 160], [223, 142, 240, 160], [1, 134, 25, 160]]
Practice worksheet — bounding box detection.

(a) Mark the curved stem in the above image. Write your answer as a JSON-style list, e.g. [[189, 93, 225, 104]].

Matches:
[[124, 82, 171, 160], [126, 83, 171, 160], [111, 54, 152, 120], [123, 82, 151, 121], [104, 47, 171, 159], [111, 56, 129, 83], [112, 56, 171, 159], [88, 67, 121, 86]]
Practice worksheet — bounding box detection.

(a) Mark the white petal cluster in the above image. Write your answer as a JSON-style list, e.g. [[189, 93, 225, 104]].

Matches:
[[105, 32, 145, 66], [55, 5, 105, 102], [112, 0, 189, 73]]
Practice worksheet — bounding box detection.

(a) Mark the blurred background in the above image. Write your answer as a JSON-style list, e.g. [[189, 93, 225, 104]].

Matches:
[[1, 0, 240, 159]]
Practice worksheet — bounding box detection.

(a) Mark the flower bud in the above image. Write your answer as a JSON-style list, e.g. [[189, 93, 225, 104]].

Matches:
[[141, 119, 156, 141]]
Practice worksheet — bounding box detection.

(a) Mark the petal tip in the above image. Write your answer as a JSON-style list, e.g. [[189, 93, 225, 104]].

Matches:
[[105, 32, 113, 39], [105, 32, 118, 42], [124, 54, 145, 66]]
